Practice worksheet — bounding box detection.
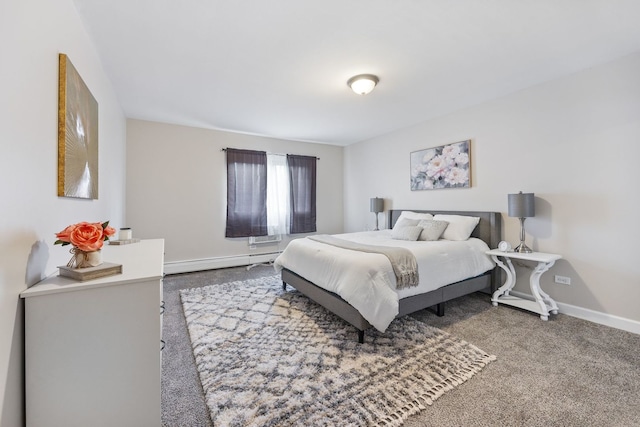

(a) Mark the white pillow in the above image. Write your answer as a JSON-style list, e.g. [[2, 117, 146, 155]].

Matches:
[[417, 219, 449, 241], [398, 211, 434, 222], [392, 217, 420, 230], [433, 214, 480, 241], [391, 225, 423, 241]]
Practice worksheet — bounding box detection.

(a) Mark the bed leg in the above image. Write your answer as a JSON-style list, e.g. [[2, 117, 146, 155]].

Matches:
[[436, 302, 445, 317], [282, 281, 287, 291], [358, 329, 365, 344]]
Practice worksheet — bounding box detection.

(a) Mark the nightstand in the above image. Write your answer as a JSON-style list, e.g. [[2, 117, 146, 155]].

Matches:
[[486, 249, 562, 320]]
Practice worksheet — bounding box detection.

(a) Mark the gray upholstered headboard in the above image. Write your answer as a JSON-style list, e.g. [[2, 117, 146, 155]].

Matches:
[[388, 209, 502, 250]]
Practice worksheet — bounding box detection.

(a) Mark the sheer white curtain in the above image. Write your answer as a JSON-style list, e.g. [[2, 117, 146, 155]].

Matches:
[[266, 154, 290, 235]]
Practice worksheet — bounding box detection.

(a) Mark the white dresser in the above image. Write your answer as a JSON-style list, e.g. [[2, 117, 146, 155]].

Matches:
[[20, 239, 165, 427]]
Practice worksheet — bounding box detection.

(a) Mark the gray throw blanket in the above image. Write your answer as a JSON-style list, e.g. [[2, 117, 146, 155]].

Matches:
[[308, 235, 419, 289]]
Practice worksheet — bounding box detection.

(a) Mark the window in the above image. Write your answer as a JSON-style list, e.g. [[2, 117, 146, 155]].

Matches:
[[266, 154, 289, 235], [225, 149, 316, 237]]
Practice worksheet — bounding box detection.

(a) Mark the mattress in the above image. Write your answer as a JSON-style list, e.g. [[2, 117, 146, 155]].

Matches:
[[273, 230, 494, 331]]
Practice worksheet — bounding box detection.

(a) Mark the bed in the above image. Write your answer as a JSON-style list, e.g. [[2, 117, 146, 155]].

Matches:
[[274, 209, 502, 343]]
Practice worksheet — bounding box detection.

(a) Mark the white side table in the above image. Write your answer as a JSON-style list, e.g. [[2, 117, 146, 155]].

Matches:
[[486, 249, 562, 320]]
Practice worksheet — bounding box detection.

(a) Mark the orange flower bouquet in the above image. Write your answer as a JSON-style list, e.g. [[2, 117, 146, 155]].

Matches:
[[55, 221, 117, 268]]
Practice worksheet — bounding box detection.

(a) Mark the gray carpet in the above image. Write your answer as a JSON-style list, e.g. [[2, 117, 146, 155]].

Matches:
[[162, 266, 640, 427]]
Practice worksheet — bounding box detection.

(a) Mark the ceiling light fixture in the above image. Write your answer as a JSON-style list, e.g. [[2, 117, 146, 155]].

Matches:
[[347, 74, 379, 95]]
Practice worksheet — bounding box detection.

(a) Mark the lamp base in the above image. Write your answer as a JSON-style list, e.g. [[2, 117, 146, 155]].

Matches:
[[514, 217, 533, 253], [513, 243, 533, 253]]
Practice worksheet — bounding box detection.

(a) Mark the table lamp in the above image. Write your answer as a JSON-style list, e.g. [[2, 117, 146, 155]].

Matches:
[[508, 191, 535, 253], [370, 197, 384, 231]]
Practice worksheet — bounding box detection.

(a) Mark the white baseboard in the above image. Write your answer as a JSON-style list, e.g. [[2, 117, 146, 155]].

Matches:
[[510, 291, 640, 335], [164, 252, 281, 275]]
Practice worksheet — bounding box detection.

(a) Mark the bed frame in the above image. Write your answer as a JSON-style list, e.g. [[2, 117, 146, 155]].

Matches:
[[281, 209, 502, 343]]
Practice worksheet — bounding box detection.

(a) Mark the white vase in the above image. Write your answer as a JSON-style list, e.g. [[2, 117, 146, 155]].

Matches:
[[74, 250, 102, 268]]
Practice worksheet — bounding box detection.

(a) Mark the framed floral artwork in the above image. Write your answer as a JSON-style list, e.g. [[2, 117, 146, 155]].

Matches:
[[410, 140, 471, 190], [58, 53, 99, 199]]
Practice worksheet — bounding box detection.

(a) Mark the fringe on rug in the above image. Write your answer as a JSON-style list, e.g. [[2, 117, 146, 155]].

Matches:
[[375, 354, 497, 427]]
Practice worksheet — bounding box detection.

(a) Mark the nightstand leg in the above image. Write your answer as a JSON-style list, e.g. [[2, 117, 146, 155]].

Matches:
[[537, 286, 559, 314], [530, 261, 558, 320], [491, 256, 516, 306]]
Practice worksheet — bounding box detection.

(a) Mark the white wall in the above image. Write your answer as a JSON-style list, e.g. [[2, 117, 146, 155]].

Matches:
[[345, 52, 640, 326], [126, 119, 344, 266], [0, 1, 127, 425]]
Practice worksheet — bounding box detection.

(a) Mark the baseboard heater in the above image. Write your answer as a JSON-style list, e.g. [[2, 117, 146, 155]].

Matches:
[[164, 252, 282, 275]]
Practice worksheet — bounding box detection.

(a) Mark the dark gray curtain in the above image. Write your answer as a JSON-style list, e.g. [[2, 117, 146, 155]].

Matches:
[[287, 154, 316, 234], [225, 148, 268, 237]]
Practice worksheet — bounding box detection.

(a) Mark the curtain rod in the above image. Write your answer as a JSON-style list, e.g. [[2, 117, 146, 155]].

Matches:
[[221, 148, 320, 160]]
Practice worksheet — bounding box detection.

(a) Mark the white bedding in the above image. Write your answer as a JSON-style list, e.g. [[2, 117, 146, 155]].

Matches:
[[273, 230, 494, 332]]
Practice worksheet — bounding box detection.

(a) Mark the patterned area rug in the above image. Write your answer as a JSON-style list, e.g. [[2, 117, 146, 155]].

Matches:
[[180, 275, 495, 426]]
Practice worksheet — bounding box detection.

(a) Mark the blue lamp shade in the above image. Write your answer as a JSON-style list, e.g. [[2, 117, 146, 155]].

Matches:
[[508, 192, 535, 218]]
